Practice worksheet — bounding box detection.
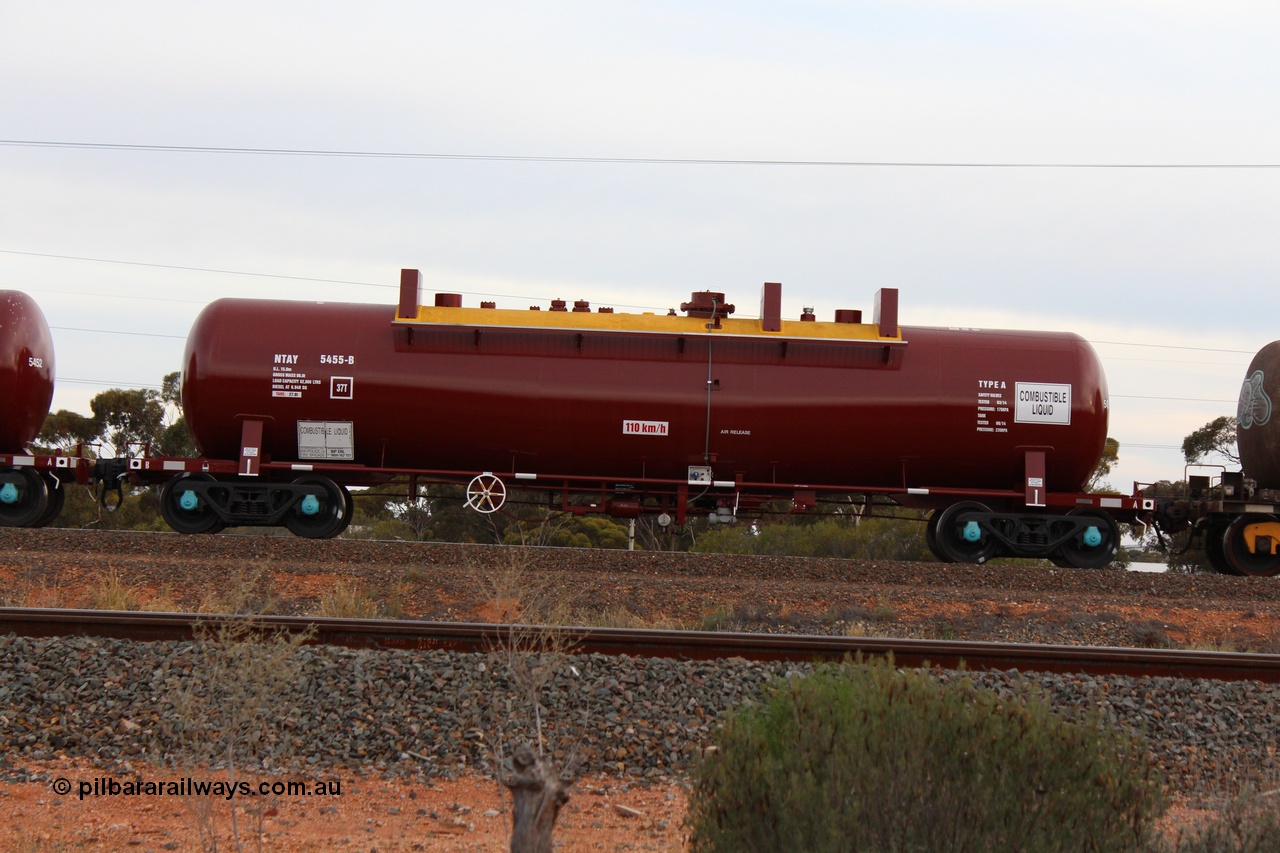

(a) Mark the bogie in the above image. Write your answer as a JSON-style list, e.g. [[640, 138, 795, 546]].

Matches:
[[1222, 514, 1280, 578], [928, 503, 1119, 568]]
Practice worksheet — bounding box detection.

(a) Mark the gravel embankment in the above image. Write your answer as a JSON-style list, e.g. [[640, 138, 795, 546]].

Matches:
[[2, 633, 1277, 799], [6, 528, 1280, 606], [3, 527, 1280, 801], [5, 528, 1280, 654]]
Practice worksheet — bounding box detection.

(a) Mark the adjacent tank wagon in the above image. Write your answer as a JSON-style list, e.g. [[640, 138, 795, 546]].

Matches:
[[0, 290, 61, 527], [0, 290, 55, 450]]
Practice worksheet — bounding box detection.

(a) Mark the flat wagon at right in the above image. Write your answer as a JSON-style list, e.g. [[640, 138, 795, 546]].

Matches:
[[1151, 341, 1280, 577]]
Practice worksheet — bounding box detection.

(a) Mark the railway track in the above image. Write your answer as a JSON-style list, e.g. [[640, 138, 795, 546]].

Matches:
[[3, 606, 1278, 683]]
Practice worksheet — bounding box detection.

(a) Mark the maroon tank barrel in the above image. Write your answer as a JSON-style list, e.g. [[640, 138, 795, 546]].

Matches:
[[1238, 341, 1280, 488], [181, 292, 1108, 495], [0, 291, 55, 451]]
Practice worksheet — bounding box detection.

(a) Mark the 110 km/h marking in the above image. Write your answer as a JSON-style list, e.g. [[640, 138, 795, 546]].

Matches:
[[623, 420, 669, 436]]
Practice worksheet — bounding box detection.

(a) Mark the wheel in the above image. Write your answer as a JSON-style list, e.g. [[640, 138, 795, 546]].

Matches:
[[1222, 514, 1280, 577], [161, 474, 225, 534], [160, 473, 225, 535], [33, 472, 66, 527], [0, 467, 49, 528], [932, 501, 999, 564], [1054, 508, 1120, 569], [925, 511, 954, 562], [283, 475, 349, 539], [465, 473, 507, 514], [1202, 521, 1239, 576]]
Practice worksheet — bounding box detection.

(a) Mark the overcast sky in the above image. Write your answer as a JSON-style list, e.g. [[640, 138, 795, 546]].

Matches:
[[4, 1, 1277, 491]]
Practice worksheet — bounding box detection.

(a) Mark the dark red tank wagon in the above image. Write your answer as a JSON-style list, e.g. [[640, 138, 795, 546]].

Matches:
[[1, 272, 1155, 567], [184, 287, 1107, 496]]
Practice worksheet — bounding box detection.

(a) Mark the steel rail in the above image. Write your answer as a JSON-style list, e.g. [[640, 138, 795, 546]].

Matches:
[[2, 607, 1278, 683]]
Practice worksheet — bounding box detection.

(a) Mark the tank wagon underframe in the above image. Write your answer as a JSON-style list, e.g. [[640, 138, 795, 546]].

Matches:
[[0, 447, 1150, 567]]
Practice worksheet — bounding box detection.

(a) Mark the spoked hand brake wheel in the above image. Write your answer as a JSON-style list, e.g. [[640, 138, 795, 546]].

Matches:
[[465, 473, 507, 514]]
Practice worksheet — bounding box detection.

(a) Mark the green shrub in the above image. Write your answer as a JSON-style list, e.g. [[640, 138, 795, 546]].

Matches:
[[687, 658, 1164, 853], [693, 516, 933, 560]]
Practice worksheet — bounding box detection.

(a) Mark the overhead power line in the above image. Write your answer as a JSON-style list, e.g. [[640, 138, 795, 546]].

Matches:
[[6, 248, 1268, 360], [59, 377, 163, 390], [51, 325, 186, 340], [1111, 394, 1238, 404], [4, 139, 1280, 169], [1091, 339, 1255, 355], [0, 249, 394, 290], [1, 249, 668, 311]]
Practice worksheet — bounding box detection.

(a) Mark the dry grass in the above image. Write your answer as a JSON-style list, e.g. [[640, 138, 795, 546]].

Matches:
[[86, 569, 140, 611], [318, 580, 381, 618], [165, 579, 314, 852], [479, 551, 580, 626], [196, 566, 277, 615], [140, 583, 183, 612], [584, 605, 688, 630], [480, 552, 586, 787], [0, 578, 68, 609]]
